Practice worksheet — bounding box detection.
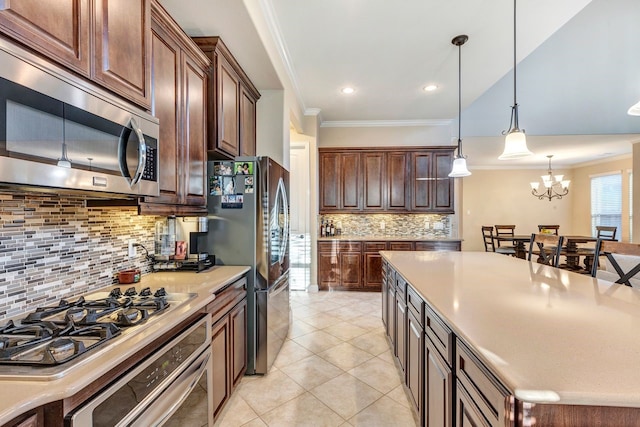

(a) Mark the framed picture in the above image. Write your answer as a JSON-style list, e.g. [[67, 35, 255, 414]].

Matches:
[[235, 161, 253, 175]]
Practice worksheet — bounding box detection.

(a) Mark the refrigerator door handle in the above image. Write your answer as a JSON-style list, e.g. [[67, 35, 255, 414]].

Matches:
[[266, 276, 289, 298], [276, 177, 289, 265]]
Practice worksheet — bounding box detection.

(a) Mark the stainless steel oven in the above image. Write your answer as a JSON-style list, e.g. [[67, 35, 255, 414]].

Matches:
[[66, 315, 213, 427]]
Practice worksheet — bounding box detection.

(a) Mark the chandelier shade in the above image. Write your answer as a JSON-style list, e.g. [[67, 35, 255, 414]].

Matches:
[[448, 34, 471, 178], [499, 0, 533, 160], [531, 155, 570, 201]]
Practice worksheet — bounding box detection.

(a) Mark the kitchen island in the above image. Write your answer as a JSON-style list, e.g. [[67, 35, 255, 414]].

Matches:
[[0, 265, 249, 426], [382, 250, 640, 426]]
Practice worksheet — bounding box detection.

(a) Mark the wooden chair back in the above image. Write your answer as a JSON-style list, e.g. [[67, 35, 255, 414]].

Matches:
[[537, 224, 559, 235], [494, 225, 515, 249], [596, 226, 617, 241], [528, 233, 564, 267], [482, 226, 496, 252], [591, 239, 640, 287]]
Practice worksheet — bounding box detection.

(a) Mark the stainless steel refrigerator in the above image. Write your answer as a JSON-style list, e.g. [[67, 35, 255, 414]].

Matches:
[[205, 156, 290, 375]]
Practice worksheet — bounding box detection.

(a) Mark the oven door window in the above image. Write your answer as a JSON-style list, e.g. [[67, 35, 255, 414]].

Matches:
[[0, 76, 144, 177]]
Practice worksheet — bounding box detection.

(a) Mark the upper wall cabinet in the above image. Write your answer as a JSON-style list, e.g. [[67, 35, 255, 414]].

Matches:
[[319, 147, 455, 214], [138, 0, 208, 216], [0, 0, 152, 109], [0, 0, 90, 76], [193, 37, 261, 160], [92, 0, 151, 109]]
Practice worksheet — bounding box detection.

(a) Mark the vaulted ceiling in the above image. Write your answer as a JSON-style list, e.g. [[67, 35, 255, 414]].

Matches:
[[159, 0, 640, 167]]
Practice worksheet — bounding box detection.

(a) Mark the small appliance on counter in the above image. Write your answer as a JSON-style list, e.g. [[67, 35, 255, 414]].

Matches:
[[150, 216, 215, 272]]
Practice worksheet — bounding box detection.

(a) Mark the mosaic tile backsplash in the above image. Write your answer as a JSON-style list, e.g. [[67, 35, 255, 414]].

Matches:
[[0, 192, 160, 320], [319, 213, 453, 238]]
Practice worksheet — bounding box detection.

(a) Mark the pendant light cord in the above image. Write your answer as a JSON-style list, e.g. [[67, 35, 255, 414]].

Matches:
[[457, 40, 463, 156], [513, 0, 517, 107]]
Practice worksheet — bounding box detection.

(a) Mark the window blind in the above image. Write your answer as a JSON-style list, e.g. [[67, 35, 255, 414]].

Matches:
[[591, 173, 622, 238]]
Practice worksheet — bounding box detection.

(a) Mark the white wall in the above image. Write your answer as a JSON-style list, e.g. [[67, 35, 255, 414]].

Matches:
[[256, 89, 288, 168]]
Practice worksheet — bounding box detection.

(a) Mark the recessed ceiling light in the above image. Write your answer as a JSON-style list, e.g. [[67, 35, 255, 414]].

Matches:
[[423, 84, 438, 92], [341, 87, 355, 95]]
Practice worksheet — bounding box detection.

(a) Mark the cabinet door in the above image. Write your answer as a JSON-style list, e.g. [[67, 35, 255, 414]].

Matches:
[[319, 152, 340, 211], [362, 153, 384, 210], [318, 252, 340, 290], [426, 336, 453, 427], [239, 86, 257, 156], [395, 297, 407, 375], [341, 153, 361, 210], [217, 55, 240, 157], [211, 316, 231, 421], [150, 22, 181, 205], [382, 272, 388, 328], [457, 382, 490, 427], [0, 0, 90, 76], [411, 152, 432, 211], [340, 252, 362, 288], [407, 311, 424, 422], [93, 0, 151, 108], [433, 151, 454, 212], [230, 299, 247, 390], [182, 54, 207, 206], [363, 252, 384, 290], [386, 285, 395, 343], [387, 152, 409, 210]]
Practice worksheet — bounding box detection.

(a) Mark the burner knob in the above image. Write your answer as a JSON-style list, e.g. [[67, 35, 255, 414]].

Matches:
[[154, 288, 167, 297], [139, 287, 152, 297], [124, 287, 137, 297]]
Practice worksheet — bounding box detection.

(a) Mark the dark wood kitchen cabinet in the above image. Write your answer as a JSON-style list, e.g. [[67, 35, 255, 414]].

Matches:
[[363, 242, 386, 289], [394, 275, 407, 376], [138, 1, 208, 215], [0, 0, 151, 109], [319, 147, 454, 214], [411, 150, 454, 213], [193, 37, 260, 160], [93, 0, 151, 109], [205, 275, 248, 422], [0, 0, 90, 76], [319, 151, 362, 211]]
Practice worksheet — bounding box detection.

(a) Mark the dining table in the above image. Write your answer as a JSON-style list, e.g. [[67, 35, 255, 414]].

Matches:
[[495, 234, 532, 259], [561, 235, 599, 271]]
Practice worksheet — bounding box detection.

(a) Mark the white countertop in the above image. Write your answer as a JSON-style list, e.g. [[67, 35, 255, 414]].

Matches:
[[380, 250, 640, 408], [0, 265, 249, 425]]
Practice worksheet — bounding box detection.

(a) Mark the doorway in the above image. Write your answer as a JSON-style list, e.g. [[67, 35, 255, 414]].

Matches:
[[289, 142, 311, 291]]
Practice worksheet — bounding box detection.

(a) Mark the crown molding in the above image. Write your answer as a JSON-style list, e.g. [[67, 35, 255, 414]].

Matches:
[[320, 119, 453, 128]]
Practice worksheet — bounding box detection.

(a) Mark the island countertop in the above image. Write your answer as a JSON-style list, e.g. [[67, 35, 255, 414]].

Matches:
[[380, 250, 640, 408], [318, 236, 461, 242]]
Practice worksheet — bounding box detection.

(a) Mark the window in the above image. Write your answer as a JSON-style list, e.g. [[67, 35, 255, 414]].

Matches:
[[591, 173, 622, 239]]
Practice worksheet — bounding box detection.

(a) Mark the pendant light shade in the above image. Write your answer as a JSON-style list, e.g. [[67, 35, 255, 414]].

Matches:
[[499, 0, 533, 160], [448, 34, 471, 178]]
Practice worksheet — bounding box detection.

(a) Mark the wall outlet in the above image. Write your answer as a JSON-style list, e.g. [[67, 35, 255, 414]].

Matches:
[[128, 239, 136, 258], [433, 222, 444, 230], [424, 221, 430, 230], [380, 221, 386, 230]]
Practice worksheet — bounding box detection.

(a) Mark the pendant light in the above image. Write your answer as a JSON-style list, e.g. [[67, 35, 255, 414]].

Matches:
[[448, 34, 471, 178], [499, 0, 533, 160]]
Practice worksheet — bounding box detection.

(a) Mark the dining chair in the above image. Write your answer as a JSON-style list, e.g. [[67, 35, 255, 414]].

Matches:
[[494, 225, 516, 251], [482, 226, 515, 256], [591, 239, 640, 287], [537, 224, 559, 235], [595, 226, 617, 241], [528, 233, 564, 267]]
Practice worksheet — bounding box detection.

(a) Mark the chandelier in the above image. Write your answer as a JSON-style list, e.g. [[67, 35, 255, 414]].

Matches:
[[530, 155, 570, 201]]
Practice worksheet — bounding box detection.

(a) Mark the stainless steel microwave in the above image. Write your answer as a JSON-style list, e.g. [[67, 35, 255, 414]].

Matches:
[[0, 37, 159, 197]]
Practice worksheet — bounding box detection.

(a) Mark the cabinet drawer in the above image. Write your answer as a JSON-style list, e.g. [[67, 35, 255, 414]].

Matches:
[[205, 277, 247, 324], [389, 241, 414, 251], [318, 241, 362, 252], [425, 306, 453, 365], [406, 286, 424, 328], [364, 242, 387, 252], [456, 339, 510, 426], [415, 241, 461, 251]]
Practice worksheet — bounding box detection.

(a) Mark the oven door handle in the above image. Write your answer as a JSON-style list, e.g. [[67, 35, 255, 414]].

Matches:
[[129, 349, 211, 427]]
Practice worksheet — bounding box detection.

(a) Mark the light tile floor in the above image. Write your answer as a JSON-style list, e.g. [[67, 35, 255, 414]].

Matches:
[[215, 291, 419, 427]]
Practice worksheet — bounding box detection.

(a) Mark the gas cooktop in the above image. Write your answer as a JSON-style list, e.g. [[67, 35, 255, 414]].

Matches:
[[0, 286, 196, 380]]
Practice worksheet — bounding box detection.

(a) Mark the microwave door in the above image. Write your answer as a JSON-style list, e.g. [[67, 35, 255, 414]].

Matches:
[[117, 117, 147, 187]]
